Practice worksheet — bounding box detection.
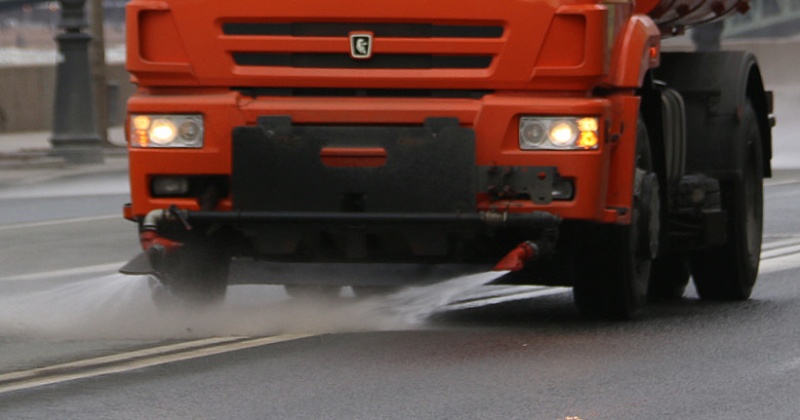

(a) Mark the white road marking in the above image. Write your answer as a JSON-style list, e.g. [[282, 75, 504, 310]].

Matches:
[[0, 262, 127, 282], [759, 252, 800, 274], [765, 179, 800, 188], [445, 286, 571, 311], [762, 243, 800, 260], [0, 214, 120, 231], [441, 238, 800, 310], [0, 334, 314, 394], [0, 337, 244, 384], [0, 222, 798, 395], [760, 236, 800, 274], [762, 236, 800, 252]]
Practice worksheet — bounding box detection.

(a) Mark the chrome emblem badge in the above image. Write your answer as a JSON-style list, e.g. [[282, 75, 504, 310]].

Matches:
[[349, 32, 373, 60]]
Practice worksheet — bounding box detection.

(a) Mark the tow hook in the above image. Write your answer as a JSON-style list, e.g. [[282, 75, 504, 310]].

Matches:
[[493, 241, 539, 272]]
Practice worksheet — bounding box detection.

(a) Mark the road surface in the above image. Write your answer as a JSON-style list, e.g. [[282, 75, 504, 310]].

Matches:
[[0, 79, 799, 419]]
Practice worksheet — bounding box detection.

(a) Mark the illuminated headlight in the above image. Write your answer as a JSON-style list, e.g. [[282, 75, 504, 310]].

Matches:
[[519, 116, 599, 150], [130, 114, 204, 148]]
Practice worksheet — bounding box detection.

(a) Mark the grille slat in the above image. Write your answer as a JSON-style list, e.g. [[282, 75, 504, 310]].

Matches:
[[222, 22, 503, 38], [233, 87, 492, 99], [232, 53, 493, 69], [224, 21, 502, 70]]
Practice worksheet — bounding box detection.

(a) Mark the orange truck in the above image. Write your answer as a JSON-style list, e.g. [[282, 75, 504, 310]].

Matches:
[[121, 0, 773, 318]]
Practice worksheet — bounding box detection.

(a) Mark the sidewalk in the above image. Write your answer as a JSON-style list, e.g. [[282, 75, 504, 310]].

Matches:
[[0, 127, 129, 187]]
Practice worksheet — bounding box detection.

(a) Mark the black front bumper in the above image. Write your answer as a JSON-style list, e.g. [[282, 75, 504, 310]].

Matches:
[[227, 116, 560, 261], [232, 116, 477, 214]]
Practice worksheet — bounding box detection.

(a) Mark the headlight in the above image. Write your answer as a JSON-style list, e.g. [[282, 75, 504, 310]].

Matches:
[[549, 121, 578, 146], [519, 120, 547, 148], [149, 119, 178, 145], [519, 116, 599, 150], [130, 114, 204, 148]]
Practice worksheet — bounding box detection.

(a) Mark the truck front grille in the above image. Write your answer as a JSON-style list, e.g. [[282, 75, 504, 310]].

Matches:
[[222, 21, 504, 70]]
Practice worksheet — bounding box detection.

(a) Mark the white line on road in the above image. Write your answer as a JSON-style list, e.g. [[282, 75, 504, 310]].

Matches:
[[0, 261, 127, 282], [762, 243, 800, 260], [445, 286, 571, 312], [762, 236, 800, 252], [0, 334, 315, 394], [765, 179, 800, 188], [0, 337, 245, 384], [759, 237, 800, 274], [759, 252, 800, 274], [0, 214, 120, 231]]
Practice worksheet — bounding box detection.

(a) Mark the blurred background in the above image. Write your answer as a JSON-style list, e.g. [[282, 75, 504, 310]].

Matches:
[[0, 0, 798, 146], [0, 0, 131, 141]]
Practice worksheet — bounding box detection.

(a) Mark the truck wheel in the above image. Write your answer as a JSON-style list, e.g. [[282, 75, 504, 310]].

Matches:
[[149, 242, 230, 308], [573, 121, 659, 319], [690, 102, 763, 300]]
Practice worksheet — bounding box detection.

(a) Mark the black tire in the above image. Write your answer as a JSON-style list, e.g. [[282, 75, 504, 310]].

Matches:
[[284, 284, 342, 299], [149, 242, 230, 308], [690, 101, 763, 300], [573, 120, 659, 319], [648, 254, 690, 302]]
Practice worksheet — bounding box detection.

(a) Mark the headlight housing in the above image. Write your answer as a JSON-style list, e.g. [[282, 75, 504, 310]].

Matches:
[[519, 116, 599, 150], [130, 114, 204, 148]]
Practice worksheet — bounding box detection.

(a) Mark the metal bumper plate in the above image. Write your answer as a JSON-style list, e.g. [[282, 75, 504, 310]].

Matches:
[[232, 116, 476, 214]]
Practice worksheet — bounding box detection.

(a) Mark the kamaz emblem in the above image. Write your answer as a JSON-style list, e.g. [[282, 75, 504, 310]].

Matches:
[[349, 33, 373, 60]]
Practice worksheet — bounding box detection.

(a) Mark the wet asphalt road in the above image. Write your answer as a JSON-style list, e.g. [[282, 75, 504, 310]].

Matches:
[[1, 82, 800, 417], [0, 164, 799, 418]]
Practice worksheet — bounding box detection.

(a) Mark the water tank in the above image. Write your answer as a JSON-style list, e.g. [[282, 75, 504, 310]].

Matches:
[[636, 0, 750, 35]]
